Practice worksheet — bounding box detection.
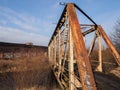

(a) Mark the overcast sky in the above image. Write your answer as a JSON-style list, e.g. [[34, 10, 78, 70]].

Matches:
[[0, 0, 120, 46]]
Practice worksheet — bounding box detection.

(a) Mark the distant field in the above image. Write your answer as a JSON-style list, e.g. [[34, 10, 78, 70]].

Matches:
[[0, 56, 61, 90]]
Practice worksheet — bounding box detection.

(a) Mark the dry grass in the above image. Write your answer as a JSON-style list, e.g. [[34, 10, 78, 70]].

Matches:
[[0, 56, 61, 90], [0, 56, 48, 72]]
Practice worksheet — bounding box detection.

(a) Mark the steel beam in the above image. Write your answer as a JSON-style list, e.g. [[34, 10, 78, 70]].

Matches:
[[98, 25, 120, 66], [69, 27, 75, 90], [66, 3, 97, 90]]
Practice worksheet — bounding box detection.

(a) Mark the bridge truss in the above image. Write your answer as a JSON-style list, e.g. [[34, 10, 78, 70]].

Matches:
[[48, 3, 120, 90]]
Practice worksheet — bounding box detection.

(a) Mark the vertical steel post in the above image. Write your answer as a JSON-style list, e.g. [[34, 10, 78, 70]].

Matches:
[[67, 3, 97, 90], [54, 36, 56, 65], [69, 27, 75, 90], [95, 31, 102, 72], [98, 25, 120, 65], [48, 45, 50, 63], [58, 29, 61, 76]]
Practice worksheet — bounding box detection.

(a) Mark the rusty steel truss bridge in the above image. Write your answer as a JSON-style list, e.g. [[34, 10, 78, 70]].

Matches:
[[48, 3, 120, 90]]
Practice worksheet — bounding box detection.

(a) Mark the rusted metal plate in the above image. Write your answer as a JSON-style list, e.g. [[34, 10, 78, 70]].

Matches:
[[66, 3, 97, 90]]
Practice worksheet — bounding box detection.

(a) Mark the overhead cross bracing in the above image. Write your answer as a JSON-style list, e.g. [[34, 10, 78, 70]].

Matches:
[[48, 3, 120, 90]]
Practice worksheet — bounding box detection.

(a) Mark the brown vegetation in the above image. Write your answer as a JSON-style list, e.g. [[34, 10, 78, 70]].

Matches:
[[0, 56, 60, 90], [89, 47, 118, 73]]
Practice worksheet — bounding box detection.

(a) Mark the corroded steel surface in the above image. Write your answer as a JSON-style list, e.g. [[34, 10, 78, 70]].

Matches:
[[48, 3, 120, 90], [66, 3, 97, 90]]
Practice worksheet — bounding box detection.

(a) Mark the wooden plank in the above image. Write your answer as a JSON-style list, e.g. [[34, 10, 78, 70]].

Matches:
[[66, 3, 97, 90], [98, 25, 120, 66]]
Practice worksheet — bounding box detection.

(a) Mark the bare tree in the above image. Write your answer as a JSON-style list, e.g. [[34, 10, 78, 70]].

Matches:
[[111, 20, 120, 53]]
